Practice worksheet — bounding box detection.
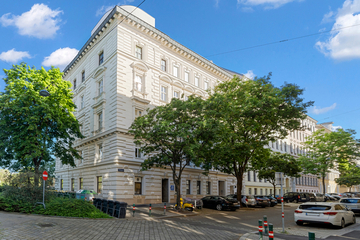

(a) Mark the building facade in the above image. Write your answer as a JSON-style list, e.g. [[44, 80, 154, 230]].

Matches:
[[54, 6, 239, 204]]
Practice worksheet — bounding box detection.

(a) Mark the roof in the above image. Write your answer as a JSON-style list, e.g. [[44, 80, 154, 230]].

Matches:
[[63, 5, 239, 79]]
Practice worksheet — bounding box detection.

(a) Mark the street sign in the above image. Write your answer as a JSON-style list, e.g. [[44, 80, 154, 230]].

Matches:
[[43, 171, 48, 181], [170, 185, 174, 191]]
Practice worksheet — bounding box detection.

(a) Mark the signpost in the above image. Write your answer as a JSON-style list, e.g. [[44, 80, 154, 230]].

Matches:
[[275, 172, 285, 233], [35, 171, 48, 209]]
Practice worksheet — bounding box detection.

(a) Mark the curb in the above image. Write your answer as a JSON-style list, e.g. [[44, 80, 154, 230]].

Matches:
[[239, 232, 257, 240]]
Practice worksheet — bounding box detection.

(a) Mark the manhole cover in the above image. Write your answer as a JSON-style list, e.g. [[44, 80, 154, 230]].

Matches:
[[37, 223, 55, 228]]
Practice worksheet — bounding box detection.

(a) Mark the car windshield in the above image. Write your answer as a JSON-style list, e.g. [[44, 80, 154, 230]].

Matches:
[[299, 205, 331, 210], [246, 195, 255, 199], [340, 199, 360, 203]]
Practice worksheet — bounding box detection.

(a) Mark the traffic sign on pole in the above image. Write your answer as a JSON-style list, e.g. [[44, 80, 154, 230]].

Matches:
[[42, 171, 48, 181]]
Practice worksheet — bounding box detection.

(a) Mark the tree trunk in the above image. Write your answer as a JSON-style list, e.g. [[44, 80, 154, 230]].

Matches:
[[322, 176, 326, 195], [349, 186, 352, 192], [173, 176, 181, 210], [273, 183, 276, 197], [34, 163, 40, 187], [236, 170, 244, 207]]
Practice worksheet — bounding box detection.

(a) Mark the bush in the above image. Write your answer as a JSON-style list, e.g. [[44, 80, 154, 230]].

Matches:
[[0, 196, 111, 218]]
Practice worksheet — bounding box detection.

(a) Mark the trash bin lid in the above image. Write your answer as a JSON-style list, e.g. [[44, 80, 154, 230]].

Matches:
[[81, 190, 96, 194]]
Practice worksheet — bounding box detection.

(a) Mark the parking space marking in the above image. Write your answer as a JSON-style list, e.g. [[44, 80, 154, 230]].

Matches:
[[204, 216, 227, 224]]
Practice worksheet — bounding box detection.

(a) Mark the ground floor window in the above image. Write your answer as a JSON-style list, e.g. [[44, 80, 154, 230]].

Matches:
[[60, 179, 63, 190], [79, 178, 83, 189], [265, 189, 268, 195], [206, 181, 211, 194], [186, 180, 191, 194], [248, 188, 251, 195], [254, 188, 257, 195], [270, 189, 272, 195], [71, 178, 75, 191], [197, 181, 201, 194], [260, 189, 263, 195], [97, 176, 102, 194], [135, 177, 142, 195]]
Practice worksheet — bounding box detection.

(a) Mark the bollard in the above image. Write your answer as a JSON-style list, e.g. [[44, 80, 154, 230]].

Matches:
[[164, 202, 166, 215], [309, 232, 315, 240], [258, 220, 263, 240], [149, 203, 152, 217], [264, 215, 268, 236], [133, 204, 135, 217], [269, 223, 274, 240]]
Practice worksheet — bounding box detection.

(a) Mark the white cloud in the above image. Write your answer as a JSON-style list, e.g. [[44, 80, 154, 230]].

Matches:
[[0, 49, 31, 63], [0, 4, 62, 39], [42, 48, 78, 71], [310, 103, 337, 115], [96, 5, 115, 17], [214, 0, 220, 8], [244, 70, 256, 79], [242, 7, 255, 12], [316, 0, 360, 60], [332, 125, 343, 131], [321, 10, 334, 24], [237, 0, 299, 9]]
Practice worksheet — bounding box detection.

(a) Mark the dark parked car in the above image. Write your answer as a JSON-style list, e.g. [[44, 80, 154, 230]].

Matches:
[[254, 195, 270, 208], [304, 192, 316, 202], [265, 195, 278, 207], [201, 196, 238, 211], [283, 192, 309, 203]]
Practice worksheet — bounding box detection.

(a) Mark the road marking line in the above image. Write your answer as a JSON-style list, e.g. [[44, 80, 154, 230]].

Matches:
[[331, 235, 359, 240]]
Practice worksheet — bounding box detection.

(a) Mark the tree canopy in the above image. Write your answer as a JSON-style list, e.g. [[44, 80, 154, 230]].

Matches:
[[299, 128, 359, 194], [201, 74, 313, 201], [0, 63, 83, 185], [129, 96, 215, 208]]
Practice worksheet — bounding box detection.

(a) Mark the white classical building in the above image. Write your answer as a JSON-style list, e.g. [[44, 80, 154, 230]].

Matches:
[[54, 6, 240, 204], [244, 116, 320, 195]]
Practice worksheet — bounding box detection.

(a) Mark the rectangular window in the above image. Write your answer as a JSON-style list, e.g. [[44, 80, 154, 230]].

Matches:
[[78, 150, 83, 164], [184, 72, 189, 82], [97, 176, 102, 194], [284, 143, 287, 152], [253, 171, 257, 182], [161, 59, 166, 71], [280, 141, 283, 151], [173, 66, 179, 77], [80, 96, 84, 109], [265, 189, 268, 195], [60, 179, 63, 190], [254, 188, 257, 195], [249, 188, 252, 195], [197, 181, 201, 194], [81, 150, 84, 163], [248, 171, 251, 181], [135, 144, 141, 158], [135, 109, 142, 118], [186, 180, 191, 194], [73, 79, 77, 90], [99, 52, 104, 65], [161, 86, 167, 102], [204, 81, 208, 90], [276, 141, 279, 150], [71, 178, 75, 191], [98, 112, 103, 131], [79, 178, 83, 189], [195, 77, 199, 87], [135, 177, 142, 195], [136, 46, 142, 59], [270, 189, 272, 195], [135, 75, 142, 91], [184, 95, 188, 101], [98, 80, 103, 95], [173, 91, 179, 99], [82, 71, 85, 82], [98, 144, 103, 159], [206, 181, 211, 194]]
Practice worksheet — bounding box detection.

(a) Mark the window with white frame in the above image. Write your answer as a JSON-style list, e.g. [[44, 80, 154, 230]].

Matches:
[[194, 77, 199, 87], [184, 72, 189, 82], [97, 176, 102, 194], [248, 171, 251, 181], [206, 181, 211, 194], [161, 59, 166, 71], [204, 81, 208, 90], [186, 180, 191, 194], [173, 91, 179, 99], [82, 71, 85, 82], [134, 177, 142, 195], [135, 144, 141, 158], [99, 52, 104, 65], [280, 141, 283, 151], [249, 188, 252, 195], [80, 95, 84, 109], [173, 66, 179, 77], [98, 143, 103, 159], [276, 141, 279, 150], [98, 79, 103, 95], [98, 112, 103, 131], [184, 95, 188, 101], [71, 178, 75, 191], [161, 86, 167, 102], [136, 46, 142, 59], [197, 181, 201, 194], [79, 177, 83, 189], [135, 75, 142, 91]]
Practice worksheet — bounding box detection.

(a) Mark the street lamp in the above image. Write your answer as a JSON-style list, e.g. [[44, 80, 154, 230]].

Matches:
[[39, 89, 50, 97]]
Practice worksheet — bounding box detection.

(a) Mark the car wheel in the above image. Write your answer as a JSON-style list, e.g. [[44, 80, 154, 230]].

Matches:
[[296, 221, 303, 226], [231, 208, 236, 211], [216, 204, 223, 211], [294, 199, 298, 203], [340, 218, 345, 229], [353, 216, 356, 224], [262, 205, 266, 208]]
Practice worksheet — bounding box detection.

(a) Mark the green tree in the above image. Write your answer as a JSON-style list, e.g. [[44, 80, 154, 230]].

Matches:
[[202, 74, 313, 202], [0, 63, 83, 186], [255, 152, 301, 197], [299, 128, 359, 194], [129, 96, 214, 209]]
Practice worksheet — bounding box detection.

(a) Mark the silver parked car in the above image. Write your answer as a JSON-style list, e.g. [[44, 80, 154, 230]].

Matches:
[[313, 193, 325, 202], [340, 198, 360, 214]]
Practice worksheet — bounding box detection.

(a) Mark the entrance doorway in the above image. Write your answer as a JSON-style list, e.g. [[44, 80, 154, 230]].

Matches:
[[162, 179, 169, 202], [218, 181, 225, 195]]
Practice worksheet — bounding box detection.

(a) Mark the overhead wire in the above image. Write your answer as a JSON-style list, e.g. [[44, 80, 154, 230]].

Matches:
[[205, 23, 360, 57]]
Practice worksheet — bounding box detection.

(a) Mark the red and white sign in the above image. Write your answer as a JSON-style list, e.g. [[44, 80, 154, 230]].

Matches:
[[42, 171, 48, 181]]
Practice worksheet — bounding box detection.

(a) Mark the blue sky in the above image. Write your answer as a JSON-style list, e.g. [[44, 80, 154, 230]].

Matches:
[[0, 0, 359, 137]]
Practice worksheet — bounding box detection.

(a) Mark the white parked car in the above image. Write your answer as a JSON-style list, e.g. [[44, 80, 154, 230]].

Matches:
[[294, 202, 356, 228]]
